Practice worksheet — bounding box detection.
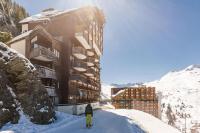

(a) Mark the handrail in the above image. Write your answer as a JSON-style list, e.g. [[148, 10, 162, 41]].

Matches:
[[72, 47, 86, 55], [87, 56, 95, 63], [70, 74, 87, 83], [72, 60, 87, 69], [35, 65, 56, 79], [30, 45, 57, 61]]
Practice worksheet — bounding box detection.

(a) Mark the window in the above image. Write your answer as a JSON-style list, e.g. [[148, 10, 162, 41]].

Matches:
[[33, 44, 38, 48], [22, 24, 28, 33], [57, 82, 59, 88], [53, 49, 60, 58], [58, 52, 60, 58]]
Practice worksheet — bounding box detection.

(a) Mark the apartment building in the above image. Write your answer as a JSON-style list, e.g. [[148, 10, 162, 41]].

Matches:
[[7, 6, 105, 105], [111, 87, 161, 118]]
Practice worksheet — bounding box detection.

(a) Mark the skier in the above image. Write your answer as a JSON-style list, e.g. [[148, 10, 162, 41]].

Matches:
[[85, 103, 93, 128]]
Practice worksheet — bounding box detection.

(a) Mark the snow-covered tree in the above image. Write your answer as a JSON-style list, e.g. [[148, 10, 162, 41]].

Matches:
[[166, 104, 176, 126]]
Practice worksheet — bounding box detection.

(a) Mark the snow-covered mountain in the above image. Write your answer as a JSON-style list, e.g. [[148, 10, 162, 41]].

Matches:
[[145, 65, 200, 132], [101, 65, 200, 132], [100, 84, 114, 100]]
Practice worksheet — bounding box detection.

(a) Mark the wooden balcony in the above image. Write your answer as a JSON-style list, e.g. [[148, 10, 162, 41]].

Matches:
[[69, 74, 87, 83], [35, 65, 57, 80], [72, 60, 87, 72], [87, 57, 95, 67], [93, 42, 102, 56], [87, 50, 95, 56], [75, 32, 92, 50], [72, 47, 86, 59], [95, 63, 100, 68], [30, 45, 57, 62], [84, 68, 95, 77], [95, 57, 100, 63], [88, 78, 99, 88]]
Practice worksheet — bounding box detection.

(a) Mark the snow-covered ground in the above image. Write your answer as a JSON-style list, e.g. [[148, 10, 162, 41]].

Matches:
[[107, 109, 180, 133], [0, 109, 180, 133], [0, 111, 79, 133]]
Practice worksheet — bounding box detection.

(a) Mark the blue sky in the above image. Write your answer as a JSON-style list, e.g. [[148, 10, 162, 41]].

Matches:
[[15, 0, 200, 84]]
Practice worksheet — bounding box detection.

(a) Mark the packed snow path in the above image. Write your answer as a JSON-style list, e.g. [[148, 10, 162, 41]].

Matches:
[[44, 110, 144, 133], [1, 109, 180, 133]]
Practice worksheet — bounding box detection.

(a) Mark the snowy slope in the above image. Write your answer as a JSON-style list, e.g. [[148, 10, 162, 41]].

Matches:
[[100, 84, 114, 100], [0, 109, 180, 133], [107, 109, 180, 133], [145, 65, 200, 132]]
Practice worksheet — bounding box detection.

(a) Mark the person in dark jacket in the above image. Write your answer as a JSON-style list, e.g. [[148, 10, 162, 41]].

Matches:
[[85, 103, 93, 128]]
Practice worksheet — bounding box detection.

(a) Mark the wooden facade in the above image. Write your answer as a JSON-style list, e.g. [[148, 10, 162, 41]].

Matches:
[[8, 6, 105, 105], [112, 87, 161, 118]]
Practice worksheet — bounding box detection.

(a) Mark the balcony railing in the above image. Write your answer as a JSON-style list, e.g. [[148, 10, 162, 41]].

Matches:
[[75, 32, 92, 50], [88, 78, 99, 87], [87, 50, 95, 56], [72, 47, 86, 59], [30, 45, 57, 62], [95, 63, 100, 68], [84, 68, 95, 77], [93, 42, 102, 56], [72, 60, 87, 72], [35, 65, 57, 80], [87, 57, 95, 67], [70, 74, 87, 83], [45, 86, 57, 97], [95, 58, 100, 63]]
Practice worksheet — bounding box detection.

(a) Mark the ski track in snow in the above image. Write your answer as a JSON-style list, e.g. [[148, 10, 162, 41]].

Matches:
[[43, 110, 144, 133]]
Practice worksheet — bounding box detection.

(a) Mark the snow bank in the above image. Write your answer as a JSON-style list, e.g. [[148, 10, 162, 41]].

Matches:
[[0, 112, 79, 133], [107, 109, 180, 133], [0, 131, 15, 133]]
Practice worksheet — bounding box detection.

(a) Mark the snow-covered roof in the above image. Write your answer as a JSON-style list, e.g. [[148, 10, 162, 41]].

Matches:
[[7, 25, 57, 44], [8, 30, 33, 43], [112, 89, 126, 97], [19, 7, 80, 24], [19, 6, 105, 24]]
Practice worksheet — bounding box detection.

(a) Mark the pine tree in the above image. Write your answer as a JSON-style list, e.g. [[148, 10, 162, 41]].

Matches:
[[166, 104, 176, 126], [0, 31, 12, 43], [0, 0, 29, 36]]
